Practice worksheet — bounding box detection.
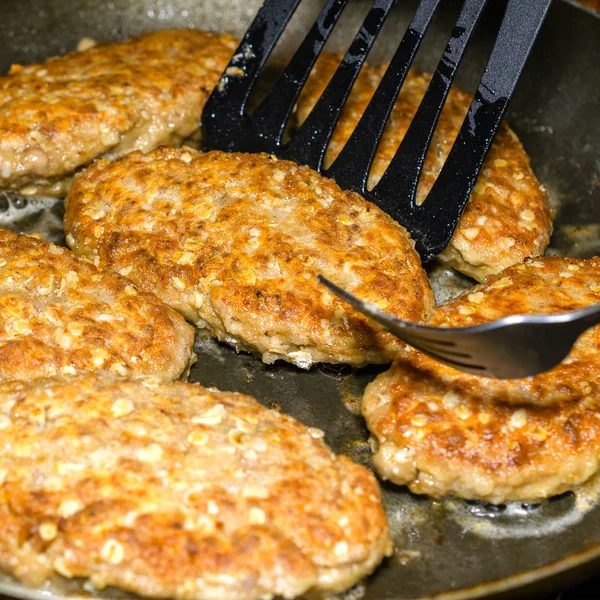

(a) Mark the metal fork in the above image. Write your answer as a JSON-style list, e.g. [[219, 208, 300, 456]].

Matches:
[[319, 276, 600, 379], [202, 0, 552, 260]]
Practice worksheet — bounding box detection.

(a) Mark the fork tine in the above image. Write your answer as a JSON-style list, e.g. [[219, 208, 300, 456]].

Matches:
[[318, 276, 485, 368], [390, 335, 490, 373], [401, 0, 552, 260], [318, 274, 424, 343], [202, 0, 302, 151], [409, 337, 455, 347], [281, 0, 396, 171], [324, 0, 442, 195], [250, 0, 350, 150], [393, 340, 486, 371], [391, 332, 473, 359], [371, 0, 488, 209], [407, 343, 472, 359], [429, 357, 488, 373]]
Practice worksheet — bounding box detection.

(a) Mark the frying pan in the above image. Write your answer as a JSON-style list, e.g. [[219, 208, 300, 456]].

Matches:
[[0, 0, 599, 599]]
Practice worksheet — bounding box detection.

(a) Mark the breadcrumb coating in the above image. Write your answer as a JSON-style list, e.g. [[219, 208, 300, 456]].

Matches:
[[0, 228, 194, 381], [363, 256, 600, 503], [0, 373, 391, 599], [65, 148, 434, 368], [0, 29, 237, 196]]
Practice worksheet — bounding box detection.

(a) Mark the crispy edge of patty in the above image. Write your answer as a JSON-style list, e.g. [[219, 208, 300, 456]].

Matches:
[[0, 29, 237, 196], [0, 228, 195, 381], [363, 357, 600, 503], [64, 148, 435, 368], [362, 256, 600, 503], [0, 373, 392, 598], [407, 256, 600, 407], [295, 54, 553, 282]]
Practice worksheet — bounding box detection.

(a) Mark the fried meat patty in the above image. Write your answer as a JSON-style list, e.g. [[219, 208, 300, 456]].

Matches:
[[296, 55, 552, 281], [64, 148, 434, 368], [0, 374, 391, 599], [0, 229, 194, 381], [0, 29, 237, 197], [362, 256, 600, 503]]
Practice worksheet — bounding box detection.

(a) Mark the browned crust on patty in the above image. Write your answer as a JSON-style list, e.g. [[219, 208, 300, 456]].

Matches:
[[0, 228, 194, 381], [362, 256, 600, 503], [296, 54, 553, 281], [0, 29, 237, 196], [0, 374, 391, 598], [413, 256, 600, 407], [64, 148, 434, 368], [363, 359, 600, 504]]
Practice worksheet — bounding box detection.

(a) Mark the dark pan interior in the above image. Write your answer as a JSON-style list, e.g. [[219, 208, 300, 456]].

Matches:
[[0, 1, 599, 599]]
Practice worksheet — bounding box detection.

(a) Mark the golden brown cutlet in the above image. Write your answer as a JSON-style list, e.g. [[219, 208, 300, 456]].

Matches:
[[64, 148, 435, 368], [363, 256, 600, 503], [0, 373, 392, 599], [0, 29, 237, 197], [296, 54, 553, 282], [0, 228, 194, 381]]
